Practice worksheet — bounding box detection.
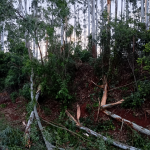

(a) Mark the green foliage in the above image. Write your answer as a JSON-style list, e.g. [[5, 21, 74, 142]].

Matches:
[[4, 53, 30, 90], [122, 80, 150, 108], [0, 126, 24, 149], [74, 48, 92, 62], [0, 52, 11, 91], [10, 91, 18, 103], [32, 49, 75, 106], [19, 83, 30, 100], [127, 129, 150, 149]]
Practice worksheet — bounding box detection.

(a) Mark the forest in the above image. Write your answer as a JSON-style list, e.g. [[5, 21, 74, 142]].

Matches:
[[0, 0, 150, 149]]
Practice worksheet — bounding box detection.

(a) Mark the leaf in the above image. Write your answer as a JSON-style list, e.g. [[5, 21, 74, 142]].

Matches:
[[77, 104, 81, 123]]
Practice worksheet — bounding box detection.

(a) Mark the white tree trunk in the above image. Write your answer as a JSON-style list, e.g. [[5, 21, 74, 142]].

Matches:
[[145, 0, 148, 29], [141, 0, 144, 23], [104, 110, 150, 136], [92, 0, 95, 41], [74, 2, 76, 46], [79, 126, 141, 150], [126, 0, 129, 21], [61, 19, 64, 46], [66, 110, 141, 150], [115, 0, 118, 20], [88, 0, 90, 37], [121, 0, 123, 20], [24, 0, 27, 14], [96, 0, 98, 42]]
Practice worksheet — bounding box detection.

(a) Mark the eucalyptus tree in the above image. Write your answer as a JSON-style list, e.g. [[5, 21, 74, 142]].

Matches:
[[74, 0, 76, 46], [145, 0, 148, 29], [115, 0, 118, 20], [126, 0, 129, 21], [95, 0, 98, 42], [88, 0, 90, 37], [92, 0, 96, 58], [141, 0, 144, 23], [83, 1, 86, 49], [121, 0, 123, 20], [0, 0, 15, 51], [107, 0, 111, 22]]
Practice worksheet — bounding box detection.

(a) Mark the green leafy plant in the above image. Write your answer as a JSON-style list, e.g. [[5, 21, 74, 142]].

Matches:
[[122, 80, 150, 108], [0, 126, 24, 149]]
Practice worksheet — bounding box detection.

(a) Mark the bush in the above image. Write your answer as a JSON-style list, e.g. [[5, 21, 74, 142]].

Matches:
[[19, 83, 30, 100], [0, 52, 11, 91], [122, 80, 150, 108], [0, 126, 24, 149]]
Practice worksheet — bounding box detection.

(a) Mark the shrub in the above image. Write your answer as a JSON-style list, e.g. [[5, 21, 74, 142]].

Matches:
[[122, 80, 150, 108], [19, 83, 30, 100], [0, 126, 24, 149], [0, 52, 11, 91]]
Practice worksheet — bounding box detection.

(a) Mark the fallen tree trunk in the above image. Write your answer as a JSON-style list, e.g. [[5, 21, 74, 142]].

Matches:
[[25, 111, 34, 140], [79, 126, 140, 150], [104, 110, 150, 136], [65, 110, 140, 150], [34, 91, 64, 150]]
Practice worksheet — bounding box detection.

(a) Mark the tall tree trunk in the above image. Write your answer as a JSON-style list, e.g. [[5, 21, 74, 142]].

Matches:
[[1, 22, 5, 51], [126, 0, 129, 21], [88, 0, 90, 37], [115, 0, 118, 20], [84, 1, 86, 49], [74, 1, 76, 47], [141, 0, 144, 23], [92, 0, 96, 58], [96, 0, 98, 51], [61, 19, 64, 46], [145, 0, 148, 29], [107, 0, 111, 22], [24, 0, 27, 14], [121, 0, 123, 20]]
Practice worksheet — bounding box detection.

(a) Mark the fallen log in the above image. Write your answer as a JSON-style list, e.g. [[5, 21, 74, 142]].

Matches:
[[65, 110, 140, 150], [104, 110, 150, 136], [25, 111, 34, 141], [34, 91, 64, 150]]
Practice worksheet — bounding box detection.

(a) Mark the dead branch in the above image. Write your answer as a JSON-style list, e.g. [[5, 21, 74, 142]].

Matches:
[[104, 110, 150, 136], [91, 80, 104, 88], [101, 99, 124, 110], [66, 110, 81, 126]]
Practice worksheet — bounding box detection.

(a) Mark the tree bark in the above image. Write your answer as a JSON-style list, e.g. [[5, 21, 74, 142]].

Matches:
[[92, 0, 97, 58], [88, 0, 90, 37], [145, 0, 148, 29], [141, 0, 144, 23], [115, 0, 118, 20]]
